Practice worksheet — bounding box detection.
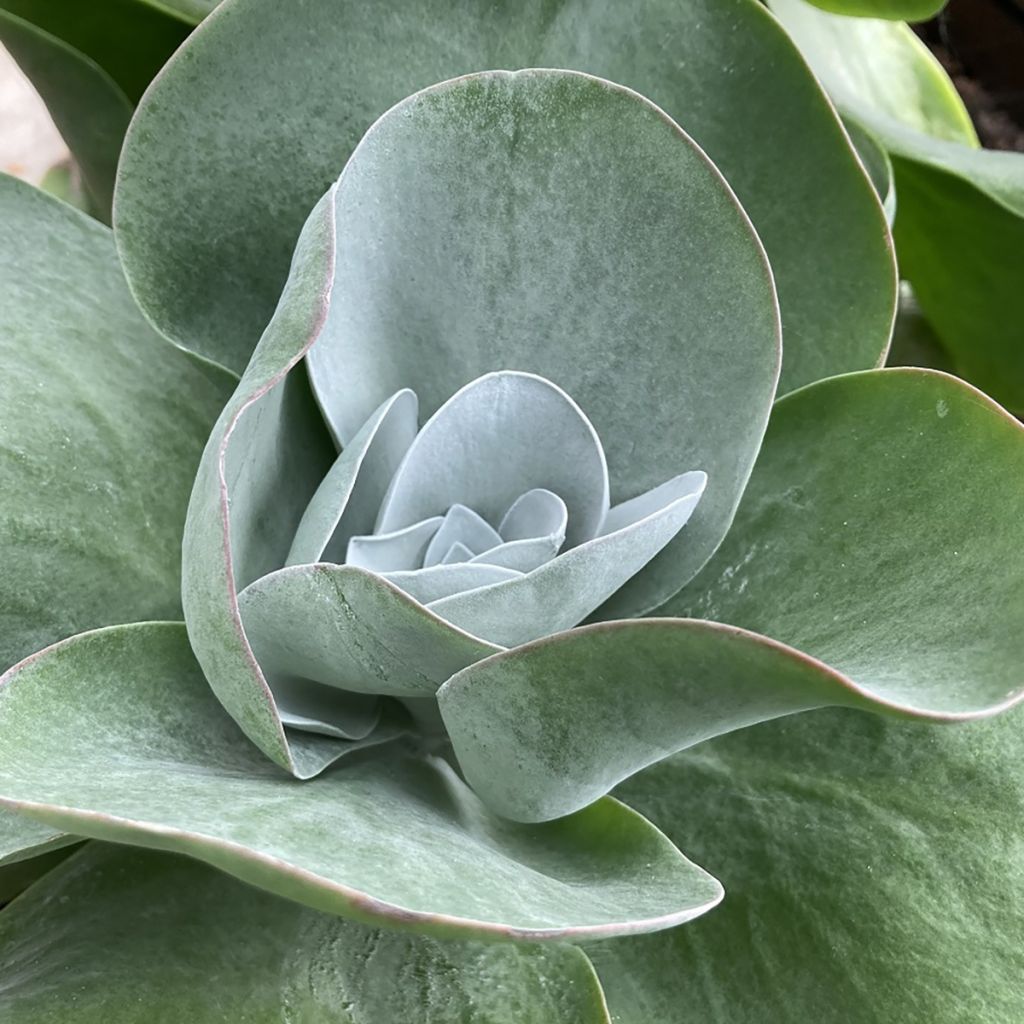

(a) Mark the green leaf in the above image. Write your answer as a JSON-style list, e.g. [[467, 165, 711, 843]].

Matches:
[[0, 808, 71, 869], [115, 0, 894, 390], [0, 845, 613, 1023], [307, 69, 779, 619], [0, 175, 234, 674], [0, 0, 198, 102], [0, 12, 132, 219], [669, 368, 1024, 687], [844, 118, 895, 224], [441, 367, 1024, 821], [587, 704, 1024, 1022], [770, 0, 1024, 412], [440, 615, 1021, 824], [0, 622, 723, 940], [798, 0, 947, 21]]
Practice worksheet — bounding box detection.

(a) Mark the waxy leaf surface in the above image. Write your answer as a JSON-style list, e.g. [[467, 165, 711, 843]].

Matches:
[[0, 176, 233, 674], [0, 844, 612, 1023], [116, 0, 894, 388], [588, 703, 1024, 1022], [442, 369, 1024, 820], [0, 623, 723, 941]]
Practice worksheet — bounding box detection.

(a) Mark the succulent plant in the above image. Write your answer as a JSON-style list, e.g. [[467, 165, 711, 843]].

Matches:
[[2, 2, 1023, 1021]]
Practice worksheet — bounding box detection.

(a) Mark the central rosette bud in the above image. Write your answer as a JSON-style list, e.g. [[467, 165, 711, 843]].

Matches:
[[241, 369, 706, 740], [289, 370, 706, 647]]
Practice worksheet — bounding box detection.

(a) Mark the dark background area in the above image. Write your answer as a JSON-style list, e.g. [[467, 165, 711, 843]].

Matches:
[[918, 0, 1024, 150]]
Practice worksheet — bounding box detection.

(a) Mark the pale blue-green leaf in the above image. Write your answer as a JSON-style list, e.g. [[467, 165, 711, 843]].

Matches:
[[366, 372, 610, 549], [429, 471, 705, 648], [286, 390, 418, 566], [238, 564, 501, 699], [0, 623, 722, 940], [181, 188, 338, 776], [441, 368, 1024, 821], [302, 70, 777, 616], [423, 506, 502, 569], [346, 518, 444, 573], [116, 0, 893, 389], [0, 175, 233, 674]]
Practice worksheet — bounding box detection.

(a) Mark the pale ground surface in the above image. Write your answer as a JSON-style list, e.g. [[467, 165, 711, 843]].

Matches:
[[0, 44, 69, 185]]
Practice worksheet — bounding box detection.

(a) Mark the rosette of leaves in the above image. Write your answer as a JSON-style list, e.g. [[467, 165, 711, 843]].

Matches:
[[2, 2, 1024, 1021]]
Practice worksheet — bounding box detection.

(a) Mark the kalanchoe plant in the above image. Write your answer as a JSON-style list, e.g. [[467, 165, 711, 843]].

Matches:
[[2, 2, 1024, 1021]]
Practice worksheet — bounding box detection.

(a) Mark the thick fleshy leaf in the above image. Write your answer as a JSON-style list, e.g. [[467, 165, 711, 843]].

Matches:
[[0, 12, 131, 219], [385, 563, 524, 606], [181, 68, 776, 769], [0, 845, 612, 1024], [346, 518, 444, 573], [440, 616, 1021, 822], [0, 808, 71, 869], [771, 0, 1024, 411], [0, 175, 234, 674], [305, 68, 776, 616], [588, 704, 1024, 1022], [430, 472, 706, 648], [799, 0, 947, 21], [238, 564, 501, 699], [442, 368, 1024, 821], [116, 0, 891, 391], [286, 390, 418, 566], [667, 368, 1024, 688], [352, 373, 609, 550], [844, 118, 895, 225], [0, 622, 723, 940], [181, 188, 338, 775]]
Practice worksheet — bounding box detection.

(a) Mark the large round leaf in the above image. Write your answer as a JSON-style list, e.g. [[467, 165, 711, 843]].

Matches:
[[115, 0, 894, 388], [440, 368, 1024, 821], [0, 844, 612, 1023], [0, 808, 70, 869], [0, 622, 723, 941], [307, 68, 779, 617], [0, 175, 234, 674], [587, 703, 1024, 1022], [770, 0, 1024, 412]]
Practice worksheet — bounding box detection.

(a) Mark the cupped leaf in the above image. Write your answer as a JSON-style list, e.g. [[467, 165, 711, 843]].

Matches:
[[0, 845, 612, 1024], [770, 0, 1024, 411], [0, 13, 131, 219], [181, 188, 338, 775], [0, 175, 234, 674], [0, 622, 723, 940], [365, 374, 609, 550], [304, 68, 778, 616], [116, 0, 892, 391], [588, 704, 1024, 1022], [0, 842, 77, 905], [286, 390, 418, 566], [429, 472, 706, 648], [443, 367, 1024, 821], [238, 564, 501, 699]]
